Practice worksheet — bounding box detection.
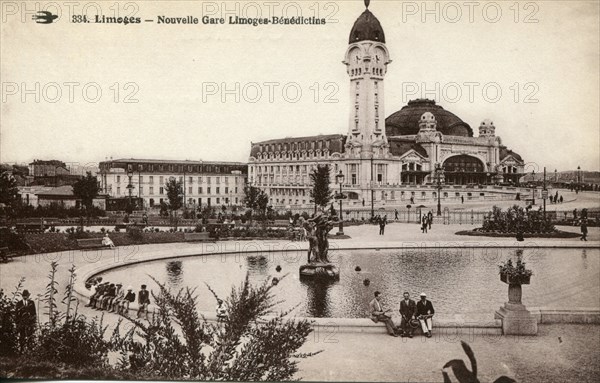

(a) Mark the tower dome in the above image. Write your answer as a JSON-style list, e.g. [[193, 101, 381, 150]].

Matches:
[[349, 1, 385, 44]]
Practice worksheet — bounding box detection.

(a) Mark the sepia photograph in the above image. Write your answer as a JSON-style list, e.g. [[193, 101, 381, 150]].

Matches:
[[0, 0, 599, 382]]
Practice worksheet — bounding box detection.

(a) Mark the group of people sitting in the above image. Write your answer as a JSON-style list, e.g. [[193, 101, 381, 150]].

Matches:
[[85, 278, 151, 320], [369, 291, 435, 338]]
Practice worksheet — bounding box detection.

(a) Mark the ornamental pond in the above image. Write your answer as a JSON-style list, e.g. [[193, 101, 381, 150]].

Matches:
[[98, 247, 600, 318]]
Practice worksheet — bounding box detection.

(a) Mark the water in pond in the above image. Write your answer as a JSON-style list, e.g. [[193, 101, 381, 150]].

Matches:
[[99, 248, 600, 318]]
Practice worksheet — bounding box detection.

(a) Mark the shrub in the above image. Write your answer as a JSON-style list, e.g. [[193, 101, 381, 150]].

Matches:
[[111, 275, 318, 380], [126, 227, 144, 241], [0, 228, 30, 251]]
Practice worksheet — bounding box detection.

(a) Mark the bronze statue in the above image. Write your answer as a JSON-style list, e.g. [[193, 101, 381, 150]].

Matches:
[[299, 212, 339, 279]]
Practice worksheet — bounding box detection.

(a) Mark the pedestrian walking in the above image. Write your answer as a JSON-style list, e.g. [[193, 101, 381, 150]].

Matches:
[[379, 217, 386, 235], [581, 220, 588, 241], [427, 210, 433, 230]]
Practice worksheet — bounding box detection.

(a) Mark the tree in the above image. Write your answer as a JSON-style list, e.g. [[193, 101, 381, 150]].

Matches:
[[72, 172, 100, 211], [310, 165, 332, 209], [0, 172, 20, 212], [165, 179, 183, 229], [165, 179, 183, 211], [243, 185, 269, 220]]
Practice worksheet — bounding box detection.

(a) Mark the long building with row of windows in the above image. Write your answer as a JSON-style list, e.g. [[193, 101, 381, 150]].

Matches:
[[97, 159, 247, 209], [247, 1, 526, 209]]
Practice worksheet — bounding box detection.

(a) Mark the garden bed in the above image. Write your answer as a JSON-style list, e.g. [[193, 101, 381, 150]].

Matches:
[[455, 228, 580, 238], [2, 230, 316, 257]]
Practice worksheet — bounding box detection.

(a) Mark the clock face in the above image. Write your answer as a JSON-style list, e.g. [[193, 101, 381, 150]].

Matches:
[[349, 47, 361, 65], [374, 47, 386, 62]]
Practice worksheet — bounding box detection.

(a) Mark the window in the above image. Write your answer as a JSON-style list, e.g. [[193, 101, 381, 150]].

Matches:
[[198, 176, 202, 183], [225, 187, 229, 194], [149, 187, 154, 194], [216, 198, 220, 204], [139, 175, 144, 183], [179, 177, 183, 183], [207, 187, 211, 194], [235, 187, 238, 193], [189, 177, 193, 183], [189, 187, 192, 194], [117, 187, 121, 195], [198, 187, 203, 194], [207, 177, 211, 184], [160, 187, 164, 195], [149, 176, 154, 183], [159, 176, 164, 184], [117, 175, 120, 183], [140, 186, 144, 195], [216, 187, 220, 194]]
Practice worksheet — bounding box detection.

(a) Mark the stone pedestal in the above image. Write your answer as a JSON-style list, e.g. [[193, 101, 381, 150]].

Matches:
[[299, 263, 340, 280], [495, 283, 538, 335]]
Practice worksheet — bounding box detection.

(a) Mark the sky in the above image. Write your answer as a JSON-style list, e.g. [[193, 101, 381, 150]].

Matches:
[[1, 0, 599, 172]]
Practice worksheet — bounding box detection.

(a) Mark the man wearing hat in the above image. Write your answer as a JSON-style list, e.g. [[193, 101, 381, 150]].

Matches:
[[369, 291, 398, 337], [416, 293, 435, 338], [118, 286, 136, 317], [16, 289, 37, 349], [398, 291, 417, 338], [137, 284, 151, 320]]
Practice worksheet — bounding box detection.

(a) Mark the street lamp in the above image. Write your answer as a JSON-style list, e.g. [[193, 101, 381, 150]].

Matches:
[[335, 170, 346, 235], [531, 170, 535, 205], [435, 164, 445, 216], [126, 169, 134, 212]]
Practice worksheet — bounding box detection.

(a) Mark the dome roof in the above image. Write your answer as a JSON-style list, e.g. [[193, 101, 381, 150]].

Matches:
[[349, 8, 385, 44], [385, 99, 473, 137]]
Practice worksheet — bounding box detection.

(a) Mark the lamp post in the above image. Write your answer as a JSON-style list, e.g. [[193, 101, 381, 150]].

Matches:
[[543, 167, 547, 219], [531, 170, 535, 205], [126, 169, 134, 212], [335, 170, 346, 235], [435, 164, 445, 216]]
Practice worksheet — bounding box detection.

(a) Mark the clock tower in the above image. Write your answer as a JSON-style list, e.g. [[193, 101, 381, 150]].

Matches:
[[343, 0, 391, 159]]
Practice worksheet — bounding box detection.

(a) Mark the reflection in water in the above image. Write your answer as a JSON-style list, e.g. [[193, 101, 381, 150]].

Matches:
[[302, 279, 334, 317], [166, 261, 183, 288], [246, 255, 269, 274], [582, 249, 588, 269]]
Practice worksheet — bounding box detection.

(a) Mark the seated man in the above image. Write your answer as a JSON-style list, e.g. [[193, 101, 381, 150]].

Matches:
[[118, 286, 136, 317], [399, 291, 416, 338], [99, 283, 116, 310], [106, 283, 123, 311], [109, 286, 125, 312], [89, 282, 108, 308], [369, 291, 398, 337], [416, 293, 435, 338], [216, 299, 228, 321], [137, 284, 151, 320]]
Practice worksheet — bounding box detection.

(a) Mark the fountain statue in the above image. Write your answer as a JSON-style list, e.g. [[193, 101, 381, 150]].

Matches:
[[299, 213, 340, 279]]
